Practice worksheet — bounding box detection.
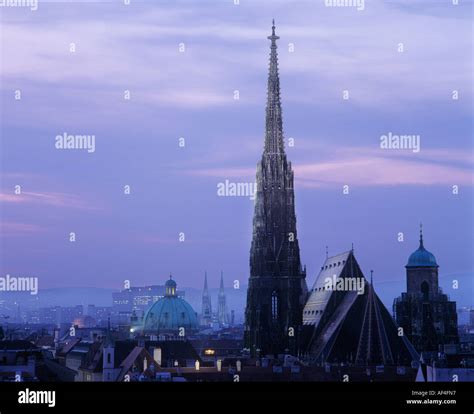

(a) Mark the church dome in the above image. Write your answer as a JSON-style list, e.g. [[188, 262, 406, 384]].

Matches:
[[406, 228, 438, 268], [143, 276, 198, 332]]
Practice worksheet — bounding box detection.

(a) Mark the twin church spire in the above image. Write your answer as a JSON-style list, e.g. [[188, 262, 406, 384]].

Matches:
[[201, 271, 228, 326]]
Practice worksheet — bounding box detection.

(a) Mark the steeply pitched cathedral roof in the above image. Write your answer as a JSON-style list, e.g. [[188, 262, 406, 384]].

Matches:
[[303, 251, 419, 366], [303, 251, 353, 326]]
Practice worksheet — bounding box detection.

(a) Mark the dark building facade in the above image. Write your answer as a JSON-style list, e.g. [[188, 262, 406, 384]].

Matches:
[[394, 228, 459, 353], [245, 22, 307, 357]]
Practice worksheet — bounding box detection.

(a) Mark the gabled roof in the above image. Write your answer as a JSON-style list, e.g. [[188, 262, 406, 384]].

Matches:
[[304, 251, 419, 366], [116, 346, 159, 382], [79, 340, 137, 373]]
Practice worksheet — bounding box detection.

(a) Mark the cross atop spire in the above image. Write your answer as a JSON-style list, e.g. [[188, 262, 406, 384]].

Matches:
[[419, 222, 424, 249], [268, 19, 279, 42]]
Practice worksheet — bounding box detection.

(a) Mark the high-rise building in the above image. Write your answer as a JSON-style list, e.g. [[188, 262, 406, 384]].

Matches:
[[217, 272, 228, 326], [244, 21, 307, 357], [112, 284, 185, 314], [394, 226, 459, 352], [201, 272, 212, 326]]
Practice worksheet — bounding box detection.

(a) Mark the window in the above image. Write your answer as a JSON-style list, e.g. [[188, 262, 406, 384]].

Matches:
[[421, 281, 429, 301], [271, 291, 278, 321], [107, 352, 111, 364]]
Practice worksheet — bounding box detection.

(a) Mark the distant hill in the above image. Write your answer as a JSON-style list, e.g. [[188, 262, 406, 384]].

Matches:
[[1, 274, 470, 323]]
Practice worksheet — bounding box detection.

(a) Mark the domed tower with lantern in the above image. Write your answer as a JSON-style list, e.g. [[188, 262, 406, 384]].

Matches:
[[394, 225, 459, 353], [143, 276, 198, 337]]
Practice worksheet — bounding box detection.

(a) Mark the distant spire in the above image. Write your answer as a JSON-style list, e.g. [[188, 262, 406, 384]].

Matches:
[[351, 242, 354, 252], [219, 271, 224, 291], [203, 271, 208, 294], [419, 223, 424, 249], [325, 245, 328, 259], [201, 271, 212, 326]]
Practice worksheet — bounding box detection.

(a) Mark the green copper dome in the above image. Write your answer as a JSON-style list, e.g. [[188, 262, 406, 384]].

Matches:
[[143, 276, 198, 332], [406, 228, 438, 268]]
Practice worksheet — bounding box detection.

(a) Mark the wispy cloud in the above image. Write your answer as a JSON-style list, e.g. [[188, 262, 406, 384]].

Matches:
[[182, 146, 473, 187], [0, 221, 44, 236], [0, 191, 101, 210], [294, 155, 473, 188], [1, 0, 470, 121]]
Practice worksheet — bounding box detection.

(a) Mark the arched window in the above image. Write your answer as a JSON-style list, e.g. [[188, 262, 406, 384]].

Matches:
[[271, 291, 278, 321], [107, 352, 111, 364], [421, 281, 429, 301]]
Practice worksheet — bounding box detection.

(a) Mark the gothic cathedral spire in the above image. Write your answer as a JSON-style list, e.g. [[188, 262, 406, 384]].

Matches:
[[244, 21, 307, 357]]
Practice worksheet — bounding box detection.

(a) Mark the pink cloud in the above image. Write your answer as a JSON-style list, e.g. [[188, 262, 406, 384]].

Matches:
[[294, 156, 473, 188], [184, 167, 255, 178], [181, 147, 473, 187], [0, 191, 101, 210], [0, 222, 44, 236]]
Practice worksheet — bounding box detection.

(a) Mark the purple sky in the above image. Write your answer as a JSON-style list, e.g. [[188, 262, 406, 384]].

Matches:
[[0, 1, 472, 308]]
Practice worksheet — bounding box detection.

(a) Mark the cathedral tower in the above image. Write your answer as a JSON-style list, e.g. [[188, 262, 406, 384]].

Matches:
[[244, 21, 307, 357]]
